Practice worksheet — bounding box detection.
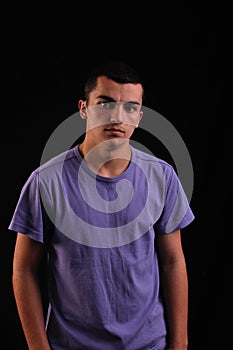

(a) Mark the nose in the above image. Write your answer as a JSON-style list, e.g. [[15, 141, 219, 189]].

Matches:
[[110, 103, 123, 124]]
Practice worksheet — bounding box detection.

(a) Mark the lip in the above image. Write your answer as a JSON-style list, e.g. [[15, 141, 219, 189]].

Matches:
[[104, 127, 125, 135]]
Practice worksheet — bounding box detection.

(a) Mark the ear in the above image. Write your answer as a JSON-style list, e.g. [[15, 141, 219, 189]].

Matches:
[[78, 100, 88, 119], [135, 110, 143, 128]]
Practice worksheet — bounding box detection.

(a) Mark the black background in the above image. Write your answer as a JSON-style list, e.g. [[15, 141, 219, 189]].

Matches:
[[1, 4, 230, 349]]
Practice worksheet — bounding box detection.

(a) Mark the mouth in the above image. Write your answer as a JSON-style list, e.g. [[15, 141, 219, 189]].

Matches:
[[104, 127, 125, 135]]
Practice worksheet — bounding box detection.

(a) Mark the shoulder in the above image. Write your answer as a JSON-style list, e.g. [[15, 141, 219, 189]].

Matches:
[[131, 145, 174, 173], [38, 147, 77, 171], [23, 147, 78, 187]]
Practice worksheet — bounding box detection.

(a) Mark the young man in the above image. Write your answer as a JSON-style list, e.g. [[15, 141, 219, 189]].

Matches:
[[9, 61, 194, 350]]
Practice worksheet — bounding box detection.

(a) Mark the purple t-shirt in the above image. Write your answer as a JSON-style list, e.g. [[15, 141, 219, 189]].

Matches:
[[9, 145, 194, 350]]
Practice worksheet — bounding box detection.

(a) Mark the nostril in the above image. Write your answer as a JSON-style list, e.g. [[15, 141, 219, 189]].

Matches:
[[110, 118, 122, 124]]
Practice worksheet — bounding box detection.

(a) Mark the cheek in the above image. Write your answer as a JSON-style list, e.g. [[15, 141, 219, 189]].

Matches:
[[125, 125, 136, 137], [86, 118, 102, 131], [86, 125, 102, 136]]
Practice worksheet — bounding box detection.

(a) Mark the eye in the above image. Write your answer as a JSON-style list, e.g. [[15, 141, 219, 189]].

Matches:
[[123, 103, 140, 113], [98, 102, 114, 110]]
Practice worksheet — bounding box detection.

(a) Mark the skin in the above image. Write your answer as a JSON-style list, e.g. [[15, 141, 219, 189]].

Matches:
[[78, 76, 143, 177], [12, 76, 188, 350]]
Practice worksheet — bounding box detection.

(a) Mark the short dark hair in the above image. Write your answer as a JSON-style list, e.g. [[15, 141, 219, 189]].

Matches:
[[84, 61, 145, 101]]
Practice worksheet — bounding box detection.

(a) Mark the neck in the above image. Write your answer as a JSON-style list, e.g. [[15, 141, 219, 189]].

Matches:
[[78, 140, 132, 177]]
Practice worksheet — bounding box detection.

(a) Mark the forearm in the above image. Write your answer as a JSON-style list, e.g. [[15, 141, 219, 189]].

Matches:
[[160, 258, 188, 350], [12, 270, 51, 350]]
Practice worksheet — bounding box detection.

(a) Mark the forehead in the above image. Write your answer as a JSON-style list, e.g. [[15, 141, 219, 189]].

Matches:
[[90, 76, 143, 103]]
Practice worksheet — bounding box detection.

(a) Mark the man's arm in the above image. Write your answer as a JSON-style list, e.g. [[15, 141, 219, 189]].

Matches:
[[156, 230, 188, 350], [12, 233, 51, 350]]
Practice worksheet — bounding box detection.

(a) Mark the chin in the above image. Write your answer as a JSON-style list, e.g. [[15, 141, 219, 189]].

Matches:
[[104, 137, 128, 150]]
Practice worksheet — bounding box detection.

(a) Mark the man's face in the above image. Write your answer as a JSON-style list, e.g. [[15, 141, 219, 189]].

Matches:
[[79, 76, 143, 149]]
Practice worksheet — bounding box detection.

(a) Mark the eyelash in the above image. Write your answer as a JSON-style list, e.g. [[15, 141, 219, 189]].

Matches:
[[97, 102, 139, 113]]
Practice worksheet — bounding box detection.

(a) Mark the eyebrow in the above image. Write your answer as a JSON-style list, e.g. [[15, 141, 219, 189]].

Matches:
[[97, 95, 140, 105]]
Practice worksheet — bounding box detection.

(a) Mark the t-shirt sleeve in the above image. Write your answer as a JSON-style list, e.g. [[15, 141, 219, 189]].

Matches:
[[155, 165, 195, 235], [8, 171, 44, 243]]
